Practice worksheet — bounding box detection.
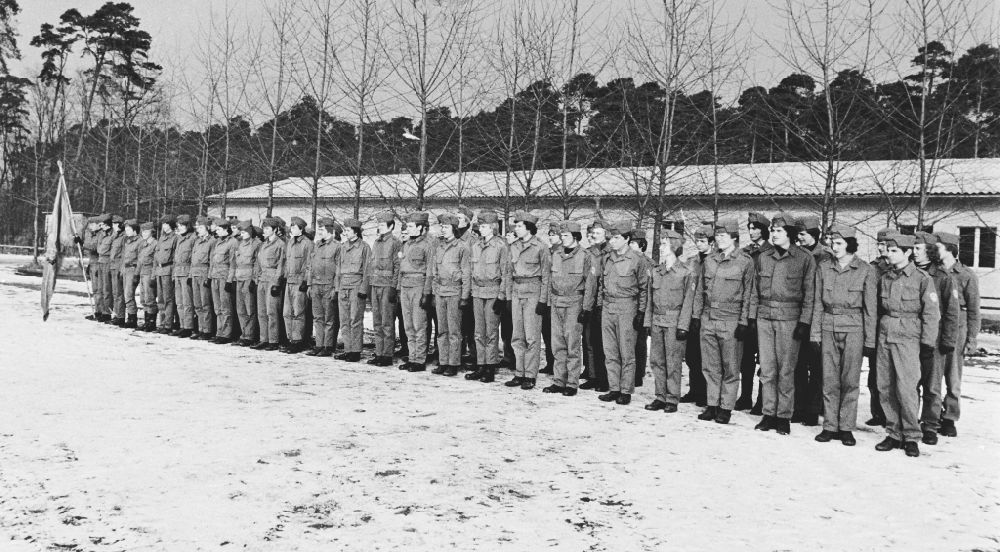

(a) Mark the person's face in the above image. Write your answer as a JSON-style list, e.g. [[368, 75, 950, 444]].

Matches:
[[215, 226, 228, 237], [456, 214, 469, 228], [113, 222, 123, 233], [589, 227, 606, 245], [936, 242, 951, 261], [405, 222, 420, 238], [505, 231, 516, 244], [696, 237, 711, 253], [608, 233, 627, 251], [263, 226, 275, 239], [196, 224, 207, 237], [549, 232, 560, 246], [560, 231, 576, 248], [798, 230, 814, 246], [771, 226, 790, 248], [346, 227, 359, 241], [161, 223, 172, 234], [914, 243, 929, 264], [88, 222, 98, 232], [748, 223, 761, 241], [378, 221, 391, 235], [125, 225, 136, 237], [315, 226, 329, 241], [886, 246, 909, 267], [290, 224, 302, 237], [141, 229, 152, 239], [479, 222, 494, 238], [441, 224, 455, 240], [716, 231, 734, 251], [514, 221, 529, 239], [629, 241, 641, 252], [177, 223, 188, 235], [831, 237, 848, 259], [877, 240, 887, 258], [659, 238, 675, 260]]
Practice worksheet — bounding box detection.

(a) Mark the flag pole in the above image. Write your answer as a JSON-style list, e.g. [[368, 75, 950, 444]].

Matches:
[[58, 161, 95, 313]]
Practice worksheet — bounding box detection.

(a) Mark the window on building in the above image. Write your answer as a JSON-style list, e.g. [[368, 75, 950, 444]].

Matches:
[[899, 224, 933, 235], [958, 226, 997, 268]]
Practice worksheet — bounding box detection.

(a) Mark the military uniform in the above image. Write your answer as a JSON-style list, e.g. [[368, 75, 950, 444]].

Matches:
[[119, 222, 142, 328], [82, 221, 103, 318], [936, 232, 981, 436], [506, 211, 551, 388], [256, 220, 287, 348], [399, 213, 434, 370], [738, 212, 773, 412], [547, 222, 598, 392], [108, 217, 126, 324], [644, 233, 696, 409], [809, 226, 877, 439], [172, 217, 196, 336], [283, 218, 314, 350], [234, 221, 262, 344], [457, 205, 479, 367], [681, 224, 713, 406], [468, 211, 509, 382], [210, 220, 238, 341], [431, 214, 472, 376], [96, 219, 114, 317], [541, 230, 561, 375], [695, 219, 757, 421], [867, 227, 895, 424], [153, 217, 179, 332], [598, 221, 648, 401], [371, 212, 402, 364], [792, 215, 828, 424], [582, 231, 609, 390], [138, 225, 158, 329], [304, 218, 339, 355], [335, 220, 372, 359], [190, 218, 216, 338], [876, 233, 940, 453]]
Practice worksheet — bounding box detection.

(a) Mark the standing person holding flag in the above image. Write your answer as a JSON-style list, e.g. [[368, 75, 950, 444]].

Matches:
[[41, 164, 92, 321]]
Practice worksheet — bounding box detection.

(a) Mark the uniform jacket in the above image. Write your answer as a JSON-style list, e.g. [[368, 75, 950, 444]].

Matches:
[[695, 247, 757, 325], [305, 237, 338, 286], [371, 232, 402, 288], [398, 234, 434, 294], [173, 233, 195, 278], [209, 235, 237, 281], [97, 229, 114, 263], [549, 245, 597, 310], [153, 232, 178, 277], [335, 238, 371, 292], [877, 262, 941, 347], [507, 235, 552, 302], [644, 259, 697, 330], [946, 261, 981, 349], [138, 236, 157, 276], [810, 255, 878, 348], [920, 263, 959, 349], [109, 231, 125, 270], [83, 228, 100, 258], [742, 239, 773, 272], [432, 237, 472, 298], [234, 236, 262, 281], [755, 244, 816, 323], [120, 235, 141, 270], [284, 235, 314, 284], [598, 247, 649, 314], [189, 235, 216, 278], [471, 235, 510, 300]]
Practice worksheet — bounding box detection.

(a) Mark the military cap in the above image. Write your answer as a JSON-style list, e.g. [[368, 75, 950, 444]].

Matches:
[[318, 217, 342, 233], [513, 210, 539, 225], [559, 221, 582, 233], [771, 212, 798, 228], [343, 217, 362, 229], [715, 218, 739, 234], [289, 216, 307, 229], [195, 216, 211, 227], [876, 227, 893, 241], [935, 232, 959, 247], [176, 214, 192, 226], [588, 219, 607, 230], [376, 211, 396, 224], [884, 232, 915, 249], [111, 215, 124, 224], [694, 224, 714, 239], [914, 231, 938, 245], [159, 214, 177, 226], [437, 213, 459, 226], [261, 217, 280, 229], [607, 220, 633, 236], [237, 220, 253, 232], [406, 211, 430, 225], [139, 221, 155, 231], [457, 204, 474, 222], [748, 212, 770, 227], [827, 224, 855, 239], [214, 217, 231, 228], [98, 213, 112, 225], [124, 218, 139, 229], [796, 215, 821, 231], [477, 210, 499, 224], [274, 216, 287, 227]]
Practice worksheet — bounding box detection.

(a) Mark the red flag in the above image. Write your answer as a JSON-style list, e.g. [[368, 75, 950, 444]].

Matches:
[[41, 167, 81, 321]]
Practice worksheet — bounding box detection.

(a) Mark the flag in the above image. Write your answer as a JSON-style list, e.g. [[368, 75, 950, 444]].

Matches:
[[40, 168, 79, 321]]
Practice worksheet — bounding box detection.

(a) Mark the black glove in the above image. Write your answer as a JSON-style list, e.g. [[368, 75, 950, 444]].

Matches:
[[203, 278, 212, 289], [187, 277, 192, 284], [459, 298, 469, 308], [357, 291, 367, 300], [493, 300, 505, 315], [675, 328, 689, 341], [810, 341, 822, 356], [919, 343, 935, 359], [419, 294, 432, 310], [792, 322, 810, 341], [535, 302, 548, 316], [863, 346, 876, 358], [270, 285, 281, 297], [133, 275, 140, 286], [578, 309, 591, 324], [939, 344, 955, 355], [388, 288, 398, 304], [73, 235, 84, 246], [735, 324, 748, 340], [299, 281, 308, 293], [633, 312, 645, 331], [224, 281, 234, 293], [249, 281, 257, 293], [689, 318, 700, 334], [150, 279, 157, 292], [747, 318, 757, 332]]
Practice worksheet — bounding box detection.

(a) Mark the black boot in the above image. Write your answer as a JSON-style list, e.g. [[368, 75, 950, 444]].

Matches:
[[903, 441, 920, 457], [598, 391, 621, 402], [938, 419, 957, 437], [465, 365, 484, 380], [775, 418, 791, 435], [542, 384, 565, 394], [443, 365, 458, 377], [479, 365, 495, 383], [698, 406, 718, 421], [124, 314, 138, 329], [519, 377, 535, 390], [875, 436, 901, 451], [815, 429, 839, 442], [504, 376, 523, 387], [754, 415, 774, 431], [714, 408, 732, 424], [921, 428, 938, 445]]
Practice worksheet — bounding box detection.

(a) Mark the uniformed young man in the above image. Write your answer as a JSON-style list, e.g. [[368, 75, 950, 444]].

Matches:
[[82, 216, 103, 321], [913, 232, 960, 445], [429, 213, 472, 377], [190, 216, 216, 340], [233, 220, 262, 346], [540, 223, 562, 376], [874, 232, 940, 458], [543, 221, 597, 396], [95, 213, 115, 322], [737, 212, 772, 413], [934, 231, 981, 438], [456, 205, 479, 369], [810, 225, 877, 447], [792, 214, 828, 425], [680, 224, 714, 406], [596, 220, 648, 406], [630, 234, 652, 388], [108, 215, 126, 326], [335, 218, 371, 362], [153, 215, 179, 334], [643, 229, 696, 413], [753, 213, 816, 435], [866, 227, 894, 426], [504, 211, 551, 390], [499, 226, 518, 371], [370, 212, 402, 366], [467, 210, 509, 383], [171, 215, 196, 338], [695, 218, 757, 424], [303, 218, 340, 356], [580, 220, 609, 391], [210, 217, 238, 344], [282, 217, 313, 353], [138, 221, 158, 331], [252, 217, 287, 351], [399, 212, 434, 372], [119, 219, 142, 329]]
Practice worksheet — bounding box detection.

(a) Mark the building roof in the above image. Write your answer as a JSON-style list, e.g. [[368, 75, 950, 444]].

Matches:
[[211, 158, 1000, 202]]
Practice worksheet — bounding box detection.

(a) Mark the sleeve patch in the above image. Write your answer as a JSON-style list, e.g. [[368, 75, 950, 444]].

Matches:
[[929, 292, 938, 303]]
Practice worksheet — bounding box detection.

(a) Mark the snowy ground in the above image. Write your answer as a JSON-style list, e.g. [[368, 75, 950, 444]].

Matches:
[[1, 254, 998, 552]]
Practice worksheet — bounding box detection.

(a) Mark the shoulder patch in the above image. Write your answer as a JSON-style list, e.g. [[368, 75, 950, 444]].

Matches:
[[929, 292, 938, 303], [952, 288, 958, 299]]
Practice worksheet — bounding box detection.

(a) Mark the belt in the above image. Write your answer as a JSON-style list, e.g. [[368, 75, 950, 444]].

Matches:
[[884, 313, 919, 320], [604, 296, 637, 303], [513, 275, 541, 283], [709, 301, 741, 309], [552, 290, 585, 296], [761, 300, 801, 307], [824, 306, 861, 315], [123, 263, 136, 268], [158, 261, 173, 267]]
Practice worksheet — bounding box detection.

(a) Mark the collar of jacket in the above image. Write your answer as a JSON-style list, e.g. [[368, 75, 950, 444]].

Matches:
[[376, 232, 393, 242], [657, 259, 683, 273]]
